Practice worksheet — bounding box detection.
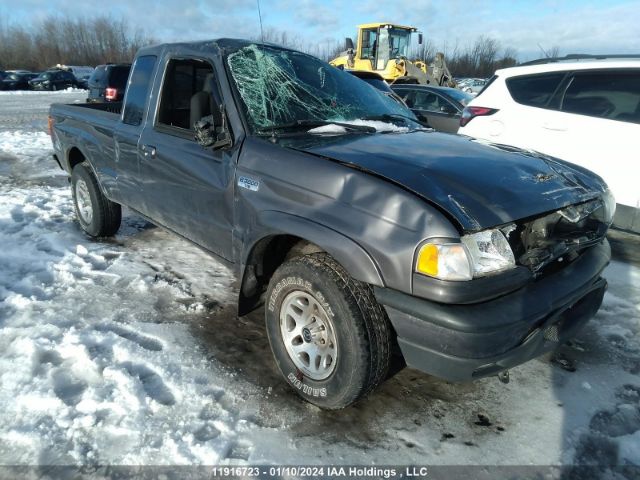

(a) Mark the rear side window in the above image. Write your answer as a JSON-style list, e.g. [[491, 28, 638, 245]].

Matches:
[[109, 66, 131, 89], [413, 91, 451, 112], [122, 56, 157, 126], [475, 74, 498, 97], [506, 73, 565, 108], [561, 71, 640, 123]]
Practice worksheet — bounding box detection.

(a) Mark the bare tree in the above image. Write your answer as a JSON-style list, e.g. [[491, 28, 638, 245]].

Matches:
[[0, 15, 153, 70]]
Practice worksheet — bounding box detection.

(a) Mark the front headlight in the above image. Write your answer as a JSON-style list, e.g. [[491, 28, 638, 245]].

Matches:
[[416, 243, 472, 281], [461, 229, 516, 277], [416, 228, 516, 281], [602, 188, 616, 224]]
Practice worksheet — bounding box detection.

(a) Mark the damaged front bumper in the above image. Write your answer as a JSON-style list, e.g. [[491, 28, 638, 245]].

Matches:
[[374, 240, 610, 382]]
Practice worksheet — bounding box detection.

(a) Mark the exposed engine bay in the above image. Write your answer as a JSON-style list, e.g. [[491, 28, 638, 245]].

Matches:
[[509, 197, 610, 276]]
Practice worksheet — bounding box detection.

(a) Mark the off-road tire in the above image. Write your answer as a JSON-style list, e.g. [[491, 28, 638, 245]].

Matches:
[[71, 162, 121, 237], [265, 253, 392, 409]]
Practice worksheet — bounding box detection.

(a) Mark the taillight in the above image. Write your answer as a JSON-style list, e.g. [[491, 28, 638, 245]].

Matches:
[[105, 87, 117, 101], [48, 115, 54, 136], [460, 106, 498, 127]]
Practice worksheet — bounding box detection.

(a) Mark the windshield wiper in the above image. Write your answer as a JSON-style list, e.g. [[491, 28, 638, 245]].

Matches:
[[361, 113, 430, 129], [256, 119, 376, 136]]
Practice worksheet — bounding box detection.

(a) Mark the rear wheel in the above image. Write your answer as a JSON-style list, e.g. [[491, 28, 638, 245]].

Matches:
[[71, 162, 121, 237], [265, 253, 392, 409]]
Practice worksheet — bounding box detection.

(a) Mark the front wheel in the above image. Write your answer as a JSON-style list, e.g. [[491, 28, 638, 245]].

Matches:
[[71, 162, 121, 237], [265, 253, 392, 409]]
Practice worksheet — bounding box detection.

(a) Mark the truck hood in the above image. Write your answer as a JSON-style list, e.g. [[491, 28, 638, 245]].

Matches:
[[283, 131, 606, 232]]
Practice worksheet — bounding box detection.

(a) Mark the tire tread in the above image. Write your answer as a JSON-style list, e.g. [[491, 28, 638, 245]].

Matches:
[[292, 253, 392, 406], [72, 161, 121, 237]]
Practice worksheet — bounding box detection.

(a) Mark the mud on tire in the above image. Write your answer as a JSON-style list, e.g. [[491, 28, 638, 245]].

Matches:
[[265, 253, 393, 409], [71, 161, 121, 237]]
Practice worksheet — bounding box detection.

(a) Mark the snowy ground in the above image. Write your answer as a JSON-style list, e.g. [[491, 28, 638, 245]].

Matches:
[[0, 91, 639, 472]]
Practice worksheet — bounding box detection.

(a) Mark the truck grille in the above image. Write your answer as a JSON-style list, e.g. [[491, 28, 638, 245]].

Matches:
[[508, 198, 608, 276]]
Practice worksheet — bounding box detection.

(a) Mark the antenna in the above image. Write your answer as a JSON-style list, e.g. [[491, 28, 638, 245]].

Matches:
[[256, 0, 265, 43], [537, 43, 551, 58]]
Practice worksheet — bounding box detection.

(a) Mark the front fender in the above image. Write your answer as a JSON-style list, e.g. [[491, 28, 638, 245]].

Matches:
[[246, 210, 384, 286]]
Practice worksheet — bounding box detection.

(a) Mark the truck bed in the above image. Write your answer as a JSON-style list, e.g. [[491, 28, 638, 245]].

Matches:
[[71, 101, 123, 115], [49, 102, 123, 179]]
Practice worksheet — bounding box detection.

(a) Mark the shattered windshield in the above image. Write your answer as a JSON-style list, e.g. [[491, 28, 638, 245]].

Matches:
[[227, 44, 418, 133]]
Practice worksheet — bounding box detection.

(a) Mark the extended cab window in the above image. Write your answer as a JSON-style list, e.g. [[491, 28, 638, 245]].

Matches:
[[506, 73, 565, 108], [157, 58, 215, 132], [122, 56, 157, 126], [561, 70, 640, 123]]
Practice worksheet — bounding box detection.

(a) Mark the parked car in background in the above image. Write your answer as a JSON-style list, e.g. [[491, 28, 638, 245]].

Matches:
[[76, 74, 91, 90], [2, 71, 38, 90], [29, 70, 78, 90], [460, 78, 487, 94], [68, 66, 94, 78], [458, 56, 640, 233], [392, 85, 473, 133], [347, 70, 407, 106], [0, 71, 6, 90], [53, 65, 94, 82], [86, 64, 131, 102]]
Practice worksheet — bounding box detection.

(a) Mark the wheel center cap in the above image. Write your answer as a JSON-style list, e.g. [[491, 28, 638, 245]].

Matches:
[[302, 327, 313, 343]]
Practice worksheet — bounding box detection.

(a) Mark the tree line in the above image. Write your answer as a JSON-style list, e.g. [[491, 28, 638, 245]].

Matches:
[[0, 16, 153, 71], [1, 15, 520, 78]]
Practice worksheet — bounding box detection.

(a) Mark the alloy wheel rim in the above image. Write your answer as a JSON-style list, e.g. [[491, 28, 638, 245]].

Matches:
[[279, 290, 338, 381], [75, 179, 93, 224]]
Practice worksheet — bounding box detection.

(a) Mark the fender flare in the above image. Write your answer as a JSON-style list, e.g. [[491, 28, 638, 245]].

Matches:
[[249, 210, 384, 286], [237, 211, 385, 316]]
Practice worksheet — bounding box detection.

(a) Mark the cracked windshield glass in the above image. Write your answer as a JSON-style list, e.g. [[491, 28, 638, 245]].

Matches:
[[227, 44, 419, 133]]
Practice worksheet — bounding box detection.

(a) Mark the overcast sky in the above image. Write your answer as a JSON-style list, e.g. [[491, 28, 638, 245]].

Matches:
[[1, 0, 639, 60]]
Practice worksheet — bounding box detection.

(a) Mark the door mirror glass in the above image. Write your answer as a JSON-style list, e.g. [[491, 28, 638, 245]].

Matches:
[[194, 109, 232, 149], [194, 115, 218, 147]]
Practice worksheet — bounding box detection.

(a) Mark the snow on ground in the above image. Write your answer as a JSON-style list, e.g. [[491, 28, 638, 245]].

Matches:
[[0, 92, 639, 471]]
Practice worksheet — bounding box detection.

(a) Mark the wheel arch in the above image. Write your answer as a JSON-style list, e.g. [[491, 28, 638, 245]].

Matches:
[[237, 211, 384, 316], [67, 146, 86, 173]]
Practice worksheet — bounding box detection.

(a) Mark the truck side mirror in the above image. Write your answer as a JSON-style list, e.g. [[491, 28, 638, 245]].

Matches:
[[194, 106, 232, 149], [418, 33, 423, 45], [345, 37, 354, 51], [194, 115, 217, 147]]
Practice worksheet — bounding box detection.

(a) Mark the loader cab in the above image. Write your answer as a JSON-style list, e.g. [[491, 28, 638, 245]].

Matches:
[[356, 23, 416, 71]]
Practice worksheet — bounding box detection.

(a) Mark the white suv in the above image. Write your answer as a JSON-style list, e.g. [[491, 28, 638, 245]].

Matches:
[[458, 56, 640, 233]]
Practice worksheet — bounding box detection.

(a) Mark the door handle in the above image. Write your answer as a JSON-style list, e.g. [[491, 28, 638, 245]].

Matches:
[[141, 144, 157, 159]]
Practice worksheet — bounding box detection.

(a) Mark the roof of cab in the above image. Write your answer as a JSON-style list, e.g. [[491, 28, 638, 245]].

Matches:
[[134, 38, 286, 58]]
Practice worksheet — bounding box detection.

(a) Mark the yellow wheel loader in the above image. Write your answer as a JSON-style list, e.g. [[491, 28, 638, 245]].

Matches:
[[329, 23, 455, 87]]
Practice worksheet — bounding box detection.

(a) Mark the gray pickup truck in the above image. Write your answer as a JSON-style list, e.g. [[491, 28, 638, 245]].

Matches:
[[49, 39, 614, 409]]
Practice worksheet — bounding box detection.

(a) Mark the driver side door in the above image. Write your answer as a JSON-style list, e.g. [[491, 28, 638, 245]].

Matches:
[[137, 56, 236, 261]]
